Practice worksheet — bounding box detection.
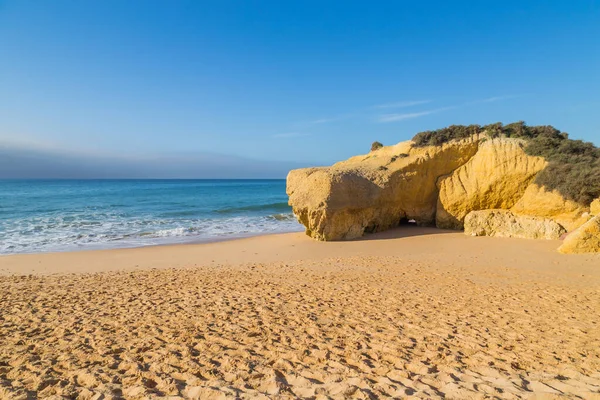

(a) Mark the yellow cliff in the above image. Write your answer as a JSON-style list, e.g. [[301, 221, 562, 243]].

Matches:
[[287, 126, 598, 252]]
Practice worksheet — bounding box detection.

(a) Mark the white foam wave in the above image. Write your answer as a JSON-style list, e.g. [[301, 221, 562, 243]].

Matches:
[[0, 212, 302, 255]]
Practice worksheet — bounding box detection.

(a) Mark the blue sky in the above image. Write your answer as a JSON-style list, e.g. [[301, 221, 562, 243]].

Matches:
[[1, 1, 599, 177]]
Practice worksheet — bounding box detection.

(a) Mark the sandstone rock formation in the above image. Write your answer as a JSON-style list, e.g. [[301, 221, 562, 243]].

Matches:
[[558, 216, 600, 254], [510, 184, 591, 232], [287, 137, 480, 240], [436, 139, 546, 230], [287, 131, 595, 245], [464, 210, 566, 240], [592, 199, 600, 216]]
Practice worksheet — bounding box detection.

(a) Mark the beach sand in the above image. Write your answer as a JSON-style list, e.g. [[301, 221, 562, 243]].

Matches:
[[1, 227, 600, 399]]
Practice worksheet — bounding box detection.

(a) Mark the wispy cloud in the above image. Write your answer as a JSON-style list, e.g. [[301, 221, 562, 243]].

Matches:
[[306, 102, 431, 125], [377, 95, 522, 123], [377, 106, 456, 123], [479, 95, 521, 103], [296, 94, 523, 126], [310, 117, 339, 124], [307, 113, 356, 125], [271, 132, 311, 139], [372, 100, 431, 109]]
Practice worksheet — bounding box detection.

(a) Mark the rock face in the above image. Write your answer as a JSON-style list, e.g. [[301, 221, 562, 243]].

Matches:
[[464, 210, 566, 240], [510, 184, 591, 232], [287, 133, 593, 244], [559, 216, 600, 254], [592, 199, 600, 216], [436, 139, 546, 230], [287, 137, 480, 240]]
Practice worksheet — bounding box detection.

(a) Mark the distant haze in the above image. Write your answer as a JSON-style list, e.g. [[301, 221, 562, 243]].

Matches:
[[0, 144, 307, 179]]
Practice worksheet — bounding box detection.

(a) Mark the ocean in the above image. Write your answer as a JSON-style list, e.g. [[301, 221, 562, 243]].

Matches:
[[0, 179, 302, 255]]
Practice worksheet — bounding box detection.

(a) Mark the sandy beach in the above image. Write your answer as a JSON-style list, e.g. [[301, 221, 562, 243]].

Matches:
[[1, 227, 600, 399]]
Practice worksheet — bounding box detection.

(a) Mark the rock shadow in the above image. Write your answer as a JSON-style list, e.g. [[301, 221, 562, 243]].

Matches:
[[355, 225, 457, 241]]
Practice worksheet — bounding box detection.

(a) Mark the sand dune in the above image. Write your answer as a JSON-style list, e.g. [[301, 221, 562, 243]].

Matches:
[[1, 228, 600, 399]]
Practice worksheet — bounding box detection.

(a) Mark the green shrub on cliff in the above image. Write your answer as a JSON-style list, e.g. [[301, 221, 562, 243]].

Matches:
[[412, 121, 569, 147], [412, 124, 482, 146], [371, 141, 384, 151], [524, 129, 600, 205], [412, 122, 600, 205]]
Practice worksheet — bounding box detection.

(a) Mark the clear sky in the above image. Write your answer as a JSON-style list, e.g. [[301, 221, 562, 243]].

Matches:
[[1, 0, 599, 177]]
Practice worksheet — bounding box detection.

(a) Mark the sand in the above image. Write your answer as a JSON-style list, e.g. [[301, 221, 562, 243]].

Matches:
[[1, 227, 600, 399]]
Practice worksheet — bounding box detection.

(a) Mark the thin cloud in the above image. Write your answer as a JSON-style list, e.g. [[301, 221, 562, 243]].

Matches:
[[308, 114, 355, 125], [376, 95, 522, 123], [303, 101, 432, 126], [377, 107, 455, 123], [372, 100, 431, 109], [272, 132, 311, 138], [297, 94, 522, 126], [479, 95, 521, 103], [310, 117, 339, 124]]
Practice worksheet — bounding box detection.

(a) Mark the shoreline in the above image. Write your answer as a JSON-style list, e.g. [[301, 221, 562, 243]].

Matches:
[[1, 226, 599, 277], [0, 226, 304, 258], [0, 179, 298, 257]]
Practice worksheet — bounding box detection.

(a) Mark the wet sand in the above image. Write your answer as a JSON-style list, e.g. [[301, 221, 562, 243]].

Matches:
[[1, 227, 599, 399]]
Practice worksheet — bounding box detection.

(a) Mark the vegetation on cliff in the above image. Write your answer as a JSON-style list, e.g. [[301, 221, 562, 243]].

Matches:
[[412, 121, 565, 146], [412, 122, 600, 205], [371, 141, 384, 151]]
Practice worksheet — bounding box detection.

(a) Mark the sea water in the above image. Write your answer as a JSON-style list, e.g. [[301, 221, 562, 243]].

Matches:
[[0, 179, 302, 255]]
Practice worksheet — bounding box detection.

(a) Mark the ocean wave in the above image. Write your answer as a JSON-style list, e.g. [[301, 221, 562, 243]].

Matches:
[[266, 213, 297, 221], [0, 179, 299, 255], [0, 213, 302, 255], [157, 210, 203, 217], [215, 202, 291, 214]]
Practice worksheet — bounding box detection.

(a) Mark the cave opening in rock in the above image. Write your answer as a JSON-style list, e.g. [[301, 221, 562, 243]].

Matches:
[[399, 218, 418, 226]]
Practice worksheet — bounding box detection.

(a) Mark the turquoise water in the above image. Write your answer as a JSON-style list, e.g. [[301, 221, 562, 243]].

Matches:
[[0, 179, 302, 255]]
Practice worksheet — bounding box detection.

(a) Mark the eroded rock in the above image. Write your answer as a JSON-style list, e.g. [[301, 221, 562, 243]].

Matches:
[[436, 138, 546, 230], [287, 133, 595, 246], [591, 199, 600, 216], [511, 184, 591, 232], [464, 209, 566, 240], [558, 216, 600, 254], [287, 137, 479, 240]]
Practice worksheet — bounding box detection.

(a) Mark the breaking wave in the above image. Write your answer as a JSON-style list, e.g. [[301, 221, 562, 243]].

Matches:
[[0, 179, 302, 255]]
